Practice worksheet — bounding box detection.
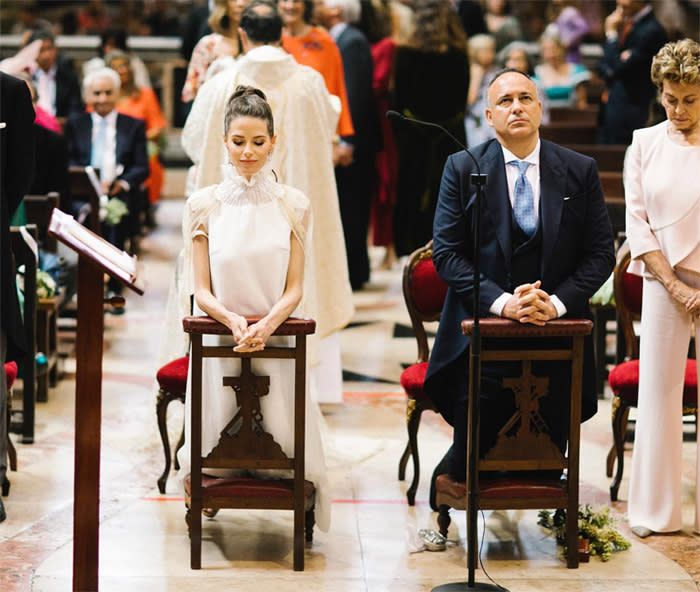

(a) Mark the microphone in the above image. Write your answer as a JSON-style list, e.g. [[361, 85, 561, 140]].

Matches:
[[385, 110, 483, 176], [388, 111, 488, 587]]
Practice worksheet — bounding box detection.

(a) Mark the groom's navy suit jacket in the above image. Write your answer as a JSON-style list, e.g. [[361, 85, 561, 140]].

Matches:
[[424, 138, 615, 425]]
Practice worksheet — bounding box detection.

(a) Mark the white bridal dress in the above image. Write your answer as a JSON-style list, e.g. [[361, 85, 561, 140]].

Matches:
[[176, 162, 330, 531]]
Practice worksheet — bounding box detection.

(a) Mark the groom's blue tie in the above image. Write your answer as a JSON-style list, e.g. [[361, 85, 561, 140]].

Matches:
[[509, 160, 536, 236]]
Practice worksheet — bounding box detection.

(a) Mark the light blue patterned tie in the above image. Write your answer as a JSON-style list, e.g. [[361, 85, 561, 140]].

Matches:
[[510, 160, 536, 236], [91, 117, 106, 169]]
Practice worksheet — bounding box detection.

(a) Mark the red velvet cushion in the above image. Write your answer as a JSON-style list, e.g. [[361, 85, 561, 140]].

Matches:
[[5, 362, 18, 389], [156, 355, 189, 394], [609, 359, 697, 406], [400, 361, 429, 401], [410, 259, 447, 317], [621, 271, 643, 316], [435, 473, 566, 503], [184, 475, 315, 500]]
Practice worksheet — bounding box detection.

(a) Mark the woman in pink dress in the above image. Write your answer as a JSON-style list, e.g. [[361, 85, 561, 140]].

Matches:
[[624, 39, 700, 539]]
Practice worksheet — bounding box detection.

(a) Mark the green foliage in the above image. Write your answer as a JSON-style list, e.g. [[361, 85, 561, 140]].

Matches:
[[590, 272, 615, 307], [537, 505, 631, 562], [36, 270, 56, 299], [104, 197, 129, 226]]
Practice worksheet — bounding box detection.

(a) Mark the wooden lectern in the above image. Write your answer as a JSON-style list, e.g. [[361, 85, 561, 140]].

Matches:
[[48, 209, 143, 592]]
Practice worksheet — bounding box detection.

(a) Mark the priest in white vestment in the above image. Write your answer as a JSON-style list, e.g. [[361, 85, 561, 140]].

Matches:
[[181, 2, 354, 403]]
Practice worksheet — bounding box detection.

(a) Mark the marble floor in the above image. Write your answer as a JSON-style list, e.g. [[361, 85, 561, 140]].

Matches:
[[1, 193, 698, 592]]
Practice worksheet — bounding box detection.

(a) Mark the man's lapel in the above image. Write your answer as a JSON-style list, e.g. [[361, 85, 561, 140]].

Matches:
[[480, 140, 511, 272], [539, 140, 566, 277]]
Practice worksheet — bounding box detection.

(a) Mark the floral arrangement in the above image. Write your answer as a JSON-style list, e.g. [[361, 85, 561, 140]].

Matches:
[[36, 270, 57, 299], [103, 197, 129, 226], [590, 272, 615, 307], [537, 505, 631, 561]]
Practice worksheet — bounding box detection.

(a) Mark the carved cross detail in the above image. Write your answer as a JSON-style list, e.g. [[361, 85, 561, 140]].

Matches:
[[500, 361, 550, 438], [222, 357, 270, 439]]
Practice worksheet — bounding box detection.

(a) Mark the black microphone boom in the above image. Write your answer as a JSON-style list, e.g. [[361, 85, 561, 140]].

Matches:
[[385, 110, 483, 176], [386, 110, 502, 592]]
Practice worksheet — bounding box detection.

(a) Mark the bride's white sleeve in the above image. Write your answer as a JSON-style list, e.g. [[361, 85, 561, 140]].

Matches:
[[278, 187, 319, 365], [158, 187, 220, 367]]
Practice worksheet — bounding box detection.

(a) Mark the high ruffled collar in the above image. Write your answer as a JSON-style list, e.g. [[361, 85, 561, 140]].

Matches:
[[214, 161, 284, 205]]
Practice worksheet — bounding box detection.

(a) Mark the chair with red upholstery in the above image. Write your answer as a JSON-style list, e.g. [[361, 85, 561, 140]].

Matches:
[[4, 361, 19, 497], [397, 240, 448, 505], [156, 355, 188, 494], [606, 241, 697, 501]]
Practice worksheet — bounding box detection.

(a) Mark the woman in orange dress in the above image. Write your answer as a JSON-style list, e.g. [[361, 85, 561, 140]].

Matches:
[[280, 0, 354, 140], [106, 50, 166, 215]]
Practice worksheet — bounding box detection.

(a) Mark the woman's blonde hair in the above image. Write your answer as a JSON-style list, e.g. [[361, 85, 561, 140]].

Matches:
[[651, 38, 700, 90], [209, 0, 236, 35]]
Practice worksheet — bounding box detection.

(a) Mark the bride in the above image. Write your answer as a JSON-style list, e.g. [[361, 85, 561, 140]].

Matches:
[[177, 85, 329, 531]]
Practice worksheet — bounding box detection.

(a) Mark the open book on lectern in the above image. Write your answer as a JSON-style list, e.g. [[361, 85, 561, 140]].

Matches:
[[48, 208, 145, 294]]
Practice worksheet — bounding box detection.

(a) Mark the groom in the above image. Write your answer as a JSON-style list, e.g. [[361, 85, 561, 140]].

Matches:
[[425, 69, 615, 502]]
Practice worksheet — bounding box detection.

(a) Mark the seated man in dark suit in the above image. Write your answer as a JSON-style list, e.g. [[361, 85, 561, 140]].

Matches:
[[64, 67, 148, 306], [424, 69, 615, 506]]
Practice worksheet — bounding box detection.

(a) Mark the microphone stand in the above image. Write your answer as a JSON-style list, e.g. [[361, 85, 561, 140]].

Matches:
[[386, 111, 505, 591]]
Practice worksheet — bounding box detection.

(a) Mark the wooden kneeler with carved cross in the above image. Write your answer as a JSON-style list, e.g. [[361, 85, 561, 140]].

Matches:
[[183, 315, 316, 572]]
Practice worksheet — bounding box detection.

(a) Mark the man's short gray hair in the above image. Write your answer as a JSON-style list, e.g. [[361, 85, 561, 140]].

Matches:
[[82, 66, 121, 96], [324, 0, 361, 24]]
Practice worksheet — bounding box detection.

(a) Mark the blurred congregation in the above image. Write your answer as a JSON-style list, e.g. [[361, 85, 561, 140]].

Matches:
[[1, 0, 698, 292], [1, 0, 699, 589]]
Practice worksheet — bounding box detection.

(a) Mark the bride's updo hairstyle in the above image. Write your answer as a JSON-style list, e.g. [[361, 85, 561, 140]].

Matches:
[[224, 85, 275, 137]]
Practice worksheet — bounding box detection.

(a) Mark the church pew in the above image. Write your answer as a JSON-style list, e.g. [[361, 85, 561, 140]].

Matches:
[[23, 192, 60, 253], [9, 225, 38, 443], [549, 106, 599, 126], [599, 171, 624, 199], [565, 145, 628, 172], [540, 122, 598, 145], [22, 193, 64, 402]]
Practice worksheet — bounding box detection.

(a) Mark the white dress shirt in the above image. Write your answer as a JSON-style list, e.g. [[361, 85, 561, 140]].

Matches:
[[35, 66, 56, 116], [490, 140, 567, 318], [91, 110, 118, 185]]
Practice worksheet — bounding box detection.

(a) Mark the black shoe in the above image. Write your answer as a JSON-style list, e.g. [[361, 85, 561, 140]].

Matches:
[[0, 498, 6, 523], [430, 451, 451, 512], [105, 290, 126, 315]]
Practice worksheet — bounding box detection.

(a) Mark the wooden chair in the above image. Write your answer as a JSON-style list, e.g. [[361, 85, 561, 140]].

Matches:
[[3, 361, 19, 496], [183, 315, 317, 571], [156, 355, 188, 494], [435, 318, 592, 569], [9, 225, 37, 444], [606, 242, 698, 501], [396, 241, 448, 505]]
